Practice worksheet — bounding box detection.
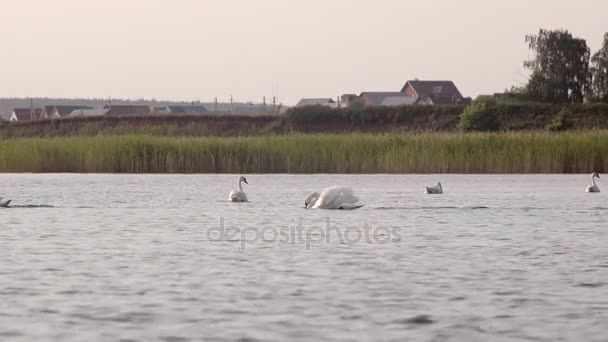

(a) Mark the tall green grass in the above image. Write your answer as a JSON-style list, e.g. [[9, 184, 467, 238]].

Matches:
[[1, 132, 607, 173]]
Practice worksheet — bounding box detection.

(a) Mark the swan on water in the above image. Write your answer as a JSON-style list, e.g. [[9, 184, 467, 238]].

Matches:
[[0, 197, 10, 208], [229, 176, 249, 202], [425, 182, 443, 194], [305, 186, 363, 210], [586, 172, 601, 193]]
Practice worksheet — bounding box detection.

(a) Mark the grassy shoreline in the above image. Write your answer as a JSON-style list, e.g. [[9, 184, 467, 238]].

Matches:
[[3, 103, 608, 139], [1, 132, 607, 173]]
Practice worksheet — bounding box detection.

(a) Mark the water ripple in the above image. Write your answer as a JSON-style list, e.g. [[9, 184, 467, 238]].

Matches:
[[1, 174, 607, 341]]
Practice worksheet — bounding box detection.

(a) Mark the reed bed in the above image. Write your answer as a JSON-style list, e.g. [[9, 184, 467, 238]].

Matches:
[[0, 132, 607, 173]]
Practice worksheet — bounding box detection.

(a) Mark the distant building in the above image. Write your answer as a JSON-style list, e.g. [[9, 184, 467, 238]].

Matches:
[[296, 98, 336, 107], [105, 105, 152, 116], [401, 80, 465, 105], [166, 105, 209, 114], [380, 96, 419, 106], [417, 96, 472, 106], [9, 108, 47, 122], [47, 106, 94, 119], [340, 94, 358, 107], [153, 106, 171, 113], [358, 92, 417, 107], [67, 108, 109, 118]]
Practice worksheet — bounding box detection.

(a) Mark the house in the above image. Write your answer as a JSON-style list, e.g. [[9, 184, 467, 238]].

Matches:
[[401, 80, 465, 105], [340, 94, 358, 107], [153, 106, 171, 113], [296, 98, 336, 107], [9, 108, 47, 122], [417, 96, 472, 106], [67, 108, 109, 118], [166, 105, 209, 114], [47, 106, 94, 119], [105, 105, 152, 116], [380, 96, 419, 106], [358, 92, 418, 107]]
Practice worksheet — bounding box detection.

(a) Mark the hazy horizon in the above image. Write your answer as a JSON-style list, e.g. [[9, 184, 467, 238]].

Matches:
[[1, 0, 606, 105]]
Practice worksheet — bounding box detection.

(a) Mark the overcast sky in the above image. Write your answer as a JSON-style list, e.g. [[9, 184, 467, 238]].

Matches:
[[1, 0, 606, 104]]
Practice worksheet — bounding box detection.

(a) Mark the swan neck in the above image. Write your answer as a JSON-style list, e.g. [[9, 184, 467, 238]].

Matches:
[[592, 175, 597, 187], [238, 179, 244, 192]]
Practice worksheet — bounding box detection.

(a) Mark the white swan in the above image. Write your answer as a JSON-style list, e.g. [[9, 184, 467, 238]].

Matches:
[[425, 182, 443, 194], [0, 197, 10, 208], [586, 172, 600, 193], [228, 176, 249, 202], [305, 186, 363, 210]]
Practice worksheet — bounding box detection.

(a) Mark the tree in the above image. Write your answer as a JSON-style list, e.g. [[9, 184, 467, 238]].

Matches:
[[524, 29, 591, 103], [458, 96, 500, 131], [590, 33, 608, 103]]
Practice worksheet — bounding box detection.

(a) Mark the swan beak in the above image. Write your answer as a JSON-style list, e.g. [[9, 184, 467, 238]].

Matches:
[[304, 202, 309, 209], [244, 179, 249, 184]]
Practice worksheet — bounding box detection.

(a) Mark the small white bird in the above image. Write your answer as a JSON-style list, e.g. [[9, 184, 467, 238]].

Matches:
[[0, 197, 10, 208], [425, 182, 443, 194], [228, 176, 249, 202], [305, 186, 363, 210], [586, 172, 601, 193]]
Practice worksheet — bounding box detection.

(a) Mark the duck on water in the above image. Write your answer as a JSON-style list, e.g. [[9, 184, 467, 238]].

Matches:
[[305, 186, 363, 210], [0, 197, 11, 208], [229, 176, 249, 202], [586, 172, 601, 193], [425, 182, 443, 195]]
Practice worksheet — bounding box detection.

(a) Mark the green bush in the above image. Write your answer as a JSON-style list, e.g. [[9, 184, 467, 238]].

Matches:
[[546, 108, 573, 131], [286, 105, 465, 126], [458, 96, 500, 131]]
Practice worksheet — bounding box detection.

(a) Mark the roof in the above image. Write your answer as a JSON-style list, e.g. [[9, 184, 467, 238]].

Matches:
[[381, 95, 419, 107], [359, 92, 404, 106], [105, 105, 152, 116], [12, 108, 45, 121], [51, 106, 94, 117], [67, 108, 109, 117], [167, 105, 209, 114], [421, 95, 472, 105], [296, 98, 336, 107], [402, 80, 463, 99]]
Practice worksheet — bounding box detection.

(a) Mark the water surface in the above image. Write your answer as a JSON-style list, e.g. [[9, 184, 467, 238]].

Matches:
[[1, 174, 607, 341]]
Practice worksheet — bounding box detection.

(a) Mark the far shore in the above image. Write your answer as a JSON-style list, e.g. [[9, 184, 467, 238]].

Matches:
[[1, 104, 608, 174]]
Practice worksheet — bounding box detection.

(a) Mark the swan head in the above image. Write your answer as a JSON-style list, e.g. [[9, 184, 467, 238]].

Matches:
[[305, 192, 320, 209], [239, 176, 249, 184]]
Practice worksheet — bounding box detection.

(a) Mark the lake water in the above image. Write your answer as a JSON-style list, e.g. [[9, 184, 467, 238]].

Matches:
[[0, 174, 607, 341]]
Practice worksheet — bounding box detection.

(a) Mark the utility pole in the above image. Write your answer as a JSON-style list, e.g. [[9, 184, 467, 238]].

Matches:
[[230, 95, 233, 114], [214, 97, 218, 114], [272, 96, 277, 113], [337, 96, 341, 109], [30, 98, 34, 121]]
